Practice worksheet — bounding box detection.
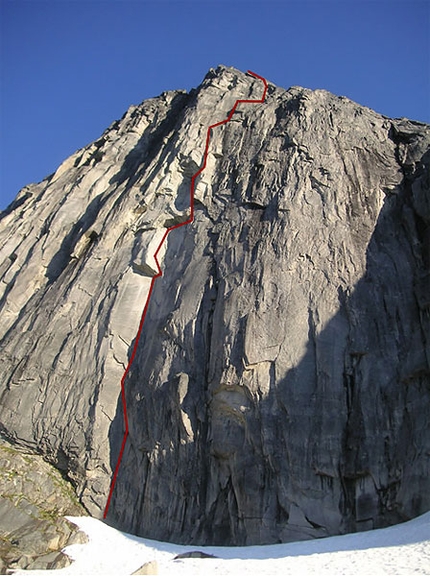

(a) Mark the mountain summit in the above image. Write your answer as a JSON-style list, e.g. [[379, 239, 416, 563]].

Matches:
[[0, 65, 429, 546]]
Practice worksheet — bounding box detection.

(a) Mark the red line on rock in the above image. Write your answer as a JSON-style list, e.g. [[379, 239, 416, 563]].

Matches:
[[103, 70, 268, 519]]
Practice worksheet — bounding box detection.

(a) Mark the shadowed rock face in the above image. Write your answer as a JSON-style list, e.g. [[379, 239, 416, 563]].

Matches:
[[0, 439, 87, 572], [0, 65, 429, 545]]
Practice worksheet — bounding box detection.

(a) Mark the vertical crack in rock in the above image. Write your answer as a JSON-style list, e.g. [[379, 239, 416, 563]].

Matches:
[[0, 65, 429, 546]]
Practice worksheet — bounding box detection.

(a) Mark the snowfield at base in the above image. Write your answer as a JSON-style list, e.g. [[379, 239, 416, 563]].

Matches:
[[14, 512, 430, 576]]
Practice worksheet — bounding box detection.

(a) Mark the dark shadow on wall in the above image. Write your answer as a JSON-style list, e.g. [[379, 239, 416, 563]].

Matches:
[[45, 194, 104, 284], [104, 143, 430, 547]]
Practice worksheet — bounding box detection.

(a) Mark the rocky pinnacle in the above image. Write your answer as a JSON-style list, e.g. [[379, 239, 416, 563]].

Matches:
[[0, 65, 429, 545]]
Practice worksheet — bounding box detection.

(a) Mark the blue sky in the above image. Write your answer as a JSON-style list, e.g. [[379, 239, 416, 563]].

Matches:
[[1, 0, 429, 210]]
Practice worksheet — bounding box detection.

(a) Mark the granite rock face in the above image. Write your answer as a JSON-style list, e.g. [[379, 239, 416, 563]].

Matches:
[[0, 66, 429, 546]]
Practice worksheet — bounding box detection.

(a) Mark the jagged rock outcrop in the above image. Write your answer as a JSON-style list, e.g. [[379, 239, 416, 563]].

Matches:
[[0, 439, 87, 572], [0, 65, 429, 546]]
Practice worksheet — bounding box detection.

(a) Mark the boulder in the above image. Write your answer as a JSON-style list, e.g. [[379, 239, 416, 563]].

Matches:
[[0, 439, 87, 571]]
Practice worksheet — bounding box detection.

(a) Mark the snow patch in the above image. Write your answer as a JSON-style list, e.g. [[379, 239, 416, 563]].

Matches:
[[13, 512, 430, 575]]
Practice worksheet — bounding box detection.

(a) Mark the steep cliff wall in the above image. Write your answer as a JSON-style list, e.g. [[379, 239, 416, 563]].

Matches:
[[0, 66, 429, 545]]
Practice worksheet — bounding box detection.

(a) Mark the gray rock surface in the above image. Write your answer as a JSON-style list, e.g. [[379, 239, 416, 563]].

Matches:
[[0, 439, 87, 572], [0, 65, 429, 546]]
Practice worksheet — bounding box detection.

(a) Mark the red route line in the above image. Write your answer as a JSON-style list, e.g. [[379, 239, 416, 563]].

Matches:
[[103, 70, 268, 518]]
